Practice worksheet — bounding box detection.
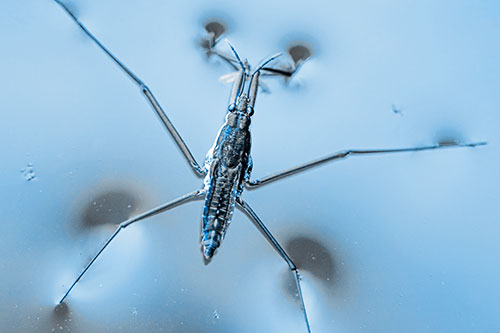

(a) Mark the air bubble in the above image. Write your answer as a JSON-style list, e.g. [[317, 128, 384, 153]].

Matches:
[[20, 163, 37, 181]]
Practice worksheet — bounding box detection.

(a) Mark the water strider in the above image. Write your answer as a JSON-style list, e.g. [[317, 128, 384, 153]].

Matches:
[[54, 1, 486, 331]]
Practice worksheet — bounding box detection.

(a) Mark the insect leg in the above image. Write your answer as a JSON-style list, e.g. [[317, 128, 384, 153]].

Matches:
[[236, 198, 311, 333], [261, 67, 296, 78], [208, 48, 240, 71], [59, 189, 204, 304], [53, 0, 205, 177], [200, 28, 239, 70], [262, 44, 312, 79], [246, 141, 487, 189]]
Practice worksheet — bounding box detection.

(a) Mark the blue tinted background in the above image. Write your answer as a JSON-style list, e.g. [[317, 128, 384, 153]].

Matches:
[[0, 0, 499, 332]]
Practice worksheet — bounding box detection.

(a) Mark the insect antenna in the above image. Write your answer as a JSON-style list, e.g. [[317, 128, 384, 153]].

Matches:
[[247, 53, 282, 96], [225, 39, 246, 71], [225, 40, 247, 99]]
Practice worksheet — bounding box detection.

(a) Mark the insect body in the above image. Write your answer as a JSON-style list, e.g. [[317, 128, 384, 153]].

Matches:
[[54, 1, 486, 332], [201, 77, 254, 260], [201, 50, 280, 260]]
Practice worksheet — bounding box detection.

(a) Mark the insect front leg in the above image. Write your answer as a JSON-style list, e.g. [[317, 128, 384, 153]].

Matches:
[[53, 0, 206, 177], [205, 45, 240, 71], [236, 198, 311, 333], [246, 141, 487, 189], [59, 190, 204, 304]]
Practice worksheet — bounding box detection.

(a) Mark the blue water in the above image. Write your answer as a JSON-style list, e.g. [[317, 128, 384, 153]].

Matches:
[[1, 0, 499, 332]]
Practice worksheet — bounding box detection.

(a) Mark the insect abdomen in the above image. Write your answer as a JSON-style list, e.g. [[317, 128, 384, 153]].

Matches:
[[201, 171, 239, 260]]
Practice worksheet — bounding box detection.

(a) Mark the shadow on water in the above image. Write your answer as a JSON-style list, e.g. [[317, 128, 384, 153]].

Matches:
[[197, 12, 315, 81], [287, 43, 313, 66], [199, 18, 227, 56], [281, 234, 340, 302], [50, 302, 74, 332], [198, 11, 234, 58], [205, 20, 226, 40], [434, 129, 468, 147], [286, 236, 336, 285], [80, 189, 141, 229]]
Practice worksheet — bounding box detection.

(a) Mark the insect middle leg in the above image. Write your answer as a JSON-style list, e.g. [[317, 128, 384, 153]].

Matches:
[[59, 189, 205, 304], [53, 0, 205, 177], [236, 198, 311, 333], [246, 141, 487, 188]]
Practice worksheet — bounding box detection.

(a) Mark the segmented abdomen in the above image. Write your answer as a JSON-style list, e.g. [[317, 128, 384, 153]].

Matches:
[[201, 169, 240, 259]]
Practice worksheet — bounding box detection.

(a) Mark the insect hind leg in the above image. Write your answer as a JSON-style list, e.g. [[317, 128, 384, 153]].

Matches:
[[236, 198, 311, 333], [58, 190, 204, 304]]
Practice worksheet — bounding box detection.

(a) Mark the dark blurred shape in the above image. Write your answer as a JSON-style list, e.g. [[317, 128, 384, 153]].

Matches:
[[53, 302, 69, 319], [205, 20, 226, 40], [391, 104, 404, 116], [81, 189, 139, 228], [438, 138, 460, 146], [286, 236, 335, 283], [287, 43, 313, 66], [199, 18, 227, 56], [262, 41, 313, 84], [281, 235, 336, 301], [435, 128, 464, 147], [51, 302, 73, 332]]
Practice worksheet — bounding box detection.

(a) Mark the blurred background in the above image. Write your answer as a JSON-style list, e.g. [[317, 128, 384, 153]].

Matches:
[[0, 0, 499, 332]]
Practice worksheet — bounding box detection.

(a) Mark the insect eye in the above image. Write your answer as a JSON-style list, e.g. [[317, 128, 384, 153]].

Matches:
[[246, 106, 254, 116]]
